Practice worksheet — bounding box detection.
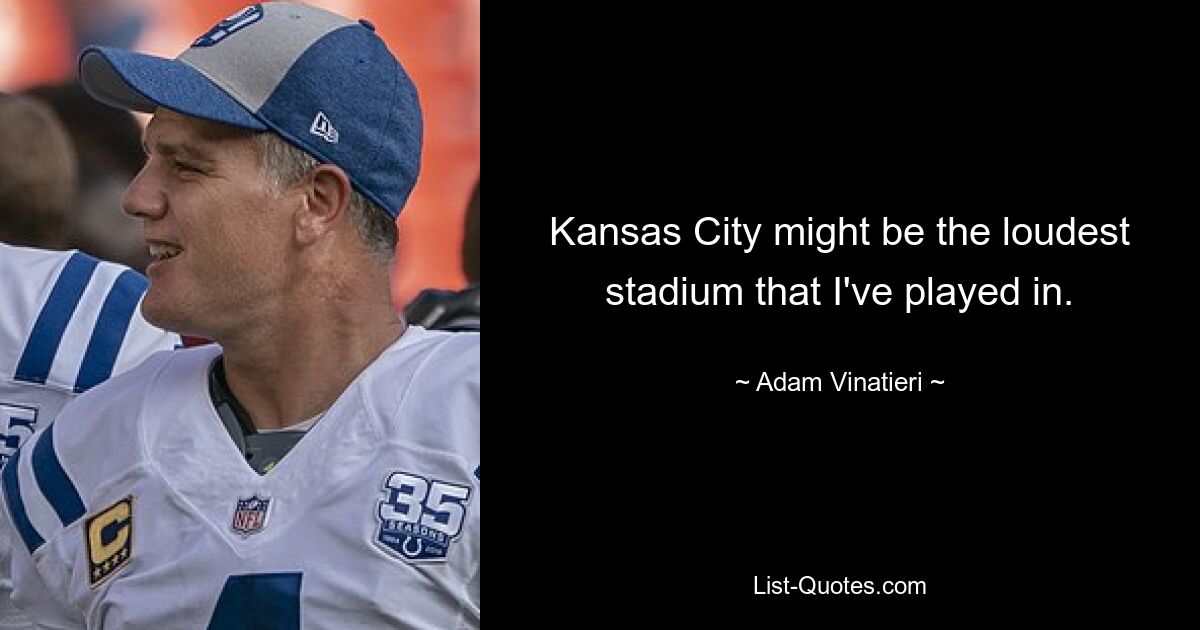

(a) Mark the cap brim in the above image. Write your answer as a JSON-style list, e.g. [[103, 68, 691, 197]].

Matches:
[[79, 46, 266, 131]]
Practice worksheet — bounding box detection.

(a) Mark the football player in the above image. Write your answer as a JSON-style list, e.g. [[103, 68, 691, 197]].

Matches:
[[1, 3, 479, 628], [0, 95, 180, 629]]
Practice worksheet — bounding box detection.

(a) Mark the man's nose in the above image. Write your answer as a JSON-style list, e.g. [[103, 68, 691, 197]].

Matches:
[[122, 164, 166, 220]]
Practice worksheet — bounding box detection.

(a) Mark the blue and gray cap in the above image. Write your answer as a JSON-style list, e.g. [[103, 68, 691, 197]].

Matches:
[[79, 2, 422, 218]]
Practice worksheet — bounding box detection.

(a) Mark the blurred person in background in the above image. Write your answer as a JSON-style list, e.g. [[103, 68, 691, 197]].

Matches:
[[0, 92, 77, 249], [60, 0, 149, 52], [405, 178, 480, 331], [24, 82, 151, 271], [0, 92, 179, 629]]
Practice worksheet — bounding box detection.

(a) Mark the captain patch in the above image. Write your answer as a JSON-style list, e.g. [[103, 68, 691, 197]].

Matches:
[[86, 496, 133, 588]]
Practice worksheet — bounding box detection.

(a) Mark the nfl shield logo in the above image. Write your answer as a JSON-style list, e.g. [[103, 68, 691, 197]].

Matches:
[[231, 496, 272, 537]]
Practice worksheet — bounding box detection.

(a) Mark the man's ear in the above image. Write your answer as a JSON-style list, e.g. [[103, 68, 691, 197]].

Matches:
[[297, 164, 353, 245]]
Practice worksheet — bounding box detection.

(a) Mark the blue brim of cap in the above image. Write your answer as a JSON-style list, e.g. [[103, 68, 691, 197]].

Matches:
[[79, 46, 266, 131]]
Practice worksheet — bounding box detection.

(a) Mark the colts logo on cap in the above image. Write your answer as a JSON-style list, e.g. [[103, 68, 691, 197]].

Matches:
[[193, 4, 264, 47]]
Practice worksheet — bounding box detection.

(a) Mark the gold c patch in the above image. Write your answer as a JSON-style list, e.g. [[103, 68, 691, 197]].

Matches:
[[85, 496, 133, 588]]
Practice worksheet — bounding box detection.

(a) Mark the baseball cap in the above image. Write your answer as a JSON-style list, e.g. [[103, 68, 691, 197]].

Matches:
[[78, 2, 422, 218]]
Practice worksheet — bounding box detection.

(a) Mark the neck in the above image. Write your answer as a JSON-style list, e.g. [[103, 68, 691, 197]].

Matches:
[[216, 261, 403, 430]]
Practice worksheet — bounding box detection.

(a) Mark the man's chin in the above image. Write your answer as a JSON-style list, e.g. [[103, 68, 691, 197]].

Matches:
[[140, 297, 186, 334]]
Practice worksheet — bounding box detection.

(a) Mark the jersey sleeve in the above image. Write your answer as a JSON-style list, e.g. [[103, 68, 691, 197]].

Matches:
[[0, 427, 85, 629], [107, 296, 178, 382], [1, 248, 179, 394], [0, 351, 171, 628], [5, 527, 82, 629], [400, 332, 480, 464], [0, 246, 177, 629]]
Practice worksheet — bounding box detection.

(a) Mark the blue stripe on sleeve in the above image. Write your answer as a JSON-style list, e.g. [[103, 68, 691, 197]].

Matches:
[[31, 423, 85, 527], [75, 269, 149, 392], [14, 253, 100, 385], [1, 447, 45, 554]]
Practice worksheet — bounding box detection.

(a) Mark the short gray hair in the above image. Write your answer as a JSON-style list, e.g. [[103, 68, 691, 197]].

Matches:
[[253, 133, 397, 258]]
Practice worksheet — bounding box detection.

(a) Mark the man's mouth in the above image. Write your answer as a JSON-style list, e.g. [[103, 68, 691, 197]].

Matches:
[[148, 242, 182, 261]]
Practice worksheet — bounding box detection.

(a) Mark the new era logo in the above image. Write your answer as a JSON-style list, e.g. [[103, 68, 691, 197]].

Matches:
[[310, 111, 339, 143]]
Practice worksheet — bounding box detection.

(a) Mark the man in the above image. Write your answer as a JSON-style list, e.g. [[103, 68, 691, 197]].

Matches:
[[1, 3, 479, 628], [0, 94, 77, 250], [0, 94, 179, 628]]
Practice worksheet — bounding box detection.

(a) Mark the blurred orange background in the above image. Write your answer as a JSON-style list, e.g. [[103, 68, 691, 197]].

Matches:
[[0, 0, 480, 308]]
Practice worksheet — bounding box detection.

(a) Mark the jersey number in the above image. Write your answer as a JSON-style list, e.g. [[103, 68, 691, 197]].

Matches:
[[207, 572, 302, 630], [1, 402, 38, 468]]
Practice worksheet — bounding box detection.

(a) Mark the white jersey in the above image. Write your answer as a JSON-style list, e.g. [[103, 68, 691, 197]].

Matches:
[[0, 243, 179, 629], [0, 244, 178, 449], [2, 326, 479, 629]]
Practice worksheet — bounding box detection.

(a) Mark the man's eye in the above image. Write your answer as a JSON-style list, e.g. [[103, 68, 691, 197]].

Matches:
[[175, 161, 202, 173]]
